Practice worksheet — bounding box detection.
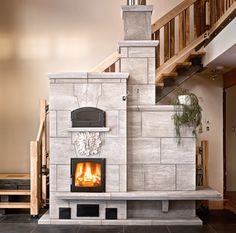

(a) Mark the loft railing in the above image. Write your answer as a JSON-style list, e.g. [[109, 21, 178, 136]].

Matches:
[[30, 99, 49, 216], [152, 0, 236, 69]]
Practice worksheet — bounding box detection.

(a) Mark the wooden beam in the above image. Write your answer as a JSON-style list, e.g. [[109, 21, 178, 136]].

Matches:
[[151, 0, 198, 33]]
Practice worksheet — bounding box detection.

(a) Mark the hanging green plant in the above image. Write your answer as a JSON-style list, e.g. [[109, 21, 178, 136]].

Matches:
[[172, 89, 202, 144]]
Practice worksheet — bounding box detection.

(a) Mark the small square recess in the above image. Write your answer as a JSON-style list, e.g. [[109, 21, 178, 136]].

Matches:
[[59, 208, 71, 219], [106, 208, 117, 220]]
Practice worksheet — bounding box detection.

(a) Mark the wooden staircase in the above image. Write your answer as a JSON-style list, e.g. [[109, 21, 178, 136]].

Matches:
[[91, 0, 236, 102], [0, 100, 49, 217]]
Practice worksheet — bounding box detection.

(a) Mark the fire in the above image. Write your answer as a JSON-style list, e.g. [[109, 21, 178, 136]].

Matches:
[[75, 162, 101, 187]]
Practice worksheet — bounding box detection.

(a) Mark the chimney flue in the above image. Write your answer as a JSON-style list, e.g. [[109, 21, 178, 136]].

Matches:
[[127, 0, 146, 6]]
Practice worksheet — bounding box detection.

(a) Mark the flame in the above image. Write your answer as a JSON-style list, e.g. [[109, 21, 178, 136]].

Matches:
[[75, 162, 101, 187]]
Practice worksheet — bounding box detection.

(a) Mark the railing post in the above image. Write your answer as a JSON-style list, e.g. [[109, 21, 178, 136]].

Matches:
[[30, 141, 39, 216]]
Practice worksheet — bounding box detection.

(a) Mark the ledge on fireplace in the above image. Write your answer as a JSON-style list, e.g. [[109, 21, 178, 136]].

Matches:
[[54, 187, 222, 201], [67, 127, 110, 132]]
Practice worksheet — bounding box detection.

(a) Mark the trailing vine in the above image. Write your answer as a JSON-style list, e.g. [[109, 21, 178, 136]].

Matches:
[[172, 90, 202, 144]]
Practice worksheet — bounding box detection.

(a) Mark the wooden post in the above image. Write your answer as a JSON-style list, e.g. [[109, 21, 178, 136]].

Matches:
[[40, 99, 47, 206], [30, 141, 39, 216], [164, 23, 170, 62], [201, 140, 209, 186], [170, 19, 175, 57]]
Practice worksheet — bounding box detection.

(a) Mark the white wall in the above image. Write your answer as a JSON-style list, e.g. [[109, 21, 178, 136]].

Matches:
[[226, 85, 236, 191], [159, 75, 224, 194]]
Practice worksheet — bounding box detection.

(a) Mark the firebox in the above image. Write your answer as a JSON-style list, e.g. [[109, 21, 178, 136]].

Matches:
[[71, 158, 105, 192]]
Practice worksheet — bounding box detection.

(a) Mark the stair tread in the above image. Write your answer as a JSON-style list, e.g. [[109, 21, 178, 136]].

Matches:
[[161, 72, 178, 77], [0, 202, 30, 209], [0, 174, 30, 180], [189, 51, 206, 58], [176, 62, 192, 67], [0, 190, 30, 195]]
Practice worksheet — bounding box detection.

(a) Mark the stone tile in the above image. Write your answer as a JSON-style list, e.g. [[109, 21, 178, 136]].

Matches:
[[177, 164, 196, 191], [70, 200, 106, 220], [0, 223, 36, 233], [127, 200, 162, 219], [123, 11, 152, 40], [128, 85, 155, 105], [128, 47, 155, 58], [74, 83, 102, 108], [167, 224, 215, 233], [125, 225, 169, 233], [0, 214, 37, 224], [98, 83, 127, 110], [57, 111, 71, 137], [79, 225, 123, 233], [50, 84, 78, 111], [56, 79, 87, 84], [105, 111, 119, 137], [161, 138, 196, 164], [128, 138, 160, 164], [49, 111, 57, 137], [33, 225, 78, 233], [119, 165, 127, 192], [50, 192, 69, 219], [101, 137, 127, 165], [144, 165, 176, 191], [120, 47, 128, 57], [49, 165, 57, 191], [142, 111, 175, 137], [50, 138, 76, 165], [210, 224, 236, 233], [119, 110, 127, 137], [148, 58, 156, 84], [168, 201, 196, 218], [121, 58, 148, 84], [128, 165, 144, 191], [88, 79, 121, 83], [107, 201, 127, 220], [206, 209, 236, 225], [127, 111, 141, 138], [56, 165, 70, 192], [106, 165, 120, 192]]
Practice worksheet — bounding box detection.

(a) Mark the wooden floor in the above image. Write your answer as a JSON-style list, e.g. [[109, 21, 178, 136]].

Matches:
[[209, 192, 236, 214], [225, 192, 236, 214]]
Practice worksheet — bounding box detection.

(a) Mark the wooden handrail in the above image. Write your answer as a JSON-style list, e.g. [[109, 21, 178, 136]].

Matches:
[[151, 0, 198, 33], [91, 51, 120, 72], [36, 121, 44, 142]]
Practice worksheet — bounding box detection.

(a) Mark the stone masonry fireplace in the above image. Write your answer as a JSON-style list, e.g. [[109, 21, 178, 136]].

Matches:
[[71, 158, 105, 192], [39, 3, 221, 225]]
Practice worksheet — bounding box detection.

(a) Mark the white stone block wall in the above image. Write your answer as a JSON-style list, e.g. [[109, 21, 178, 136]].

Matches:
[[127, 106, 196, 192], [49, 72, 129, 220], [119, 41, 158, 106]]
